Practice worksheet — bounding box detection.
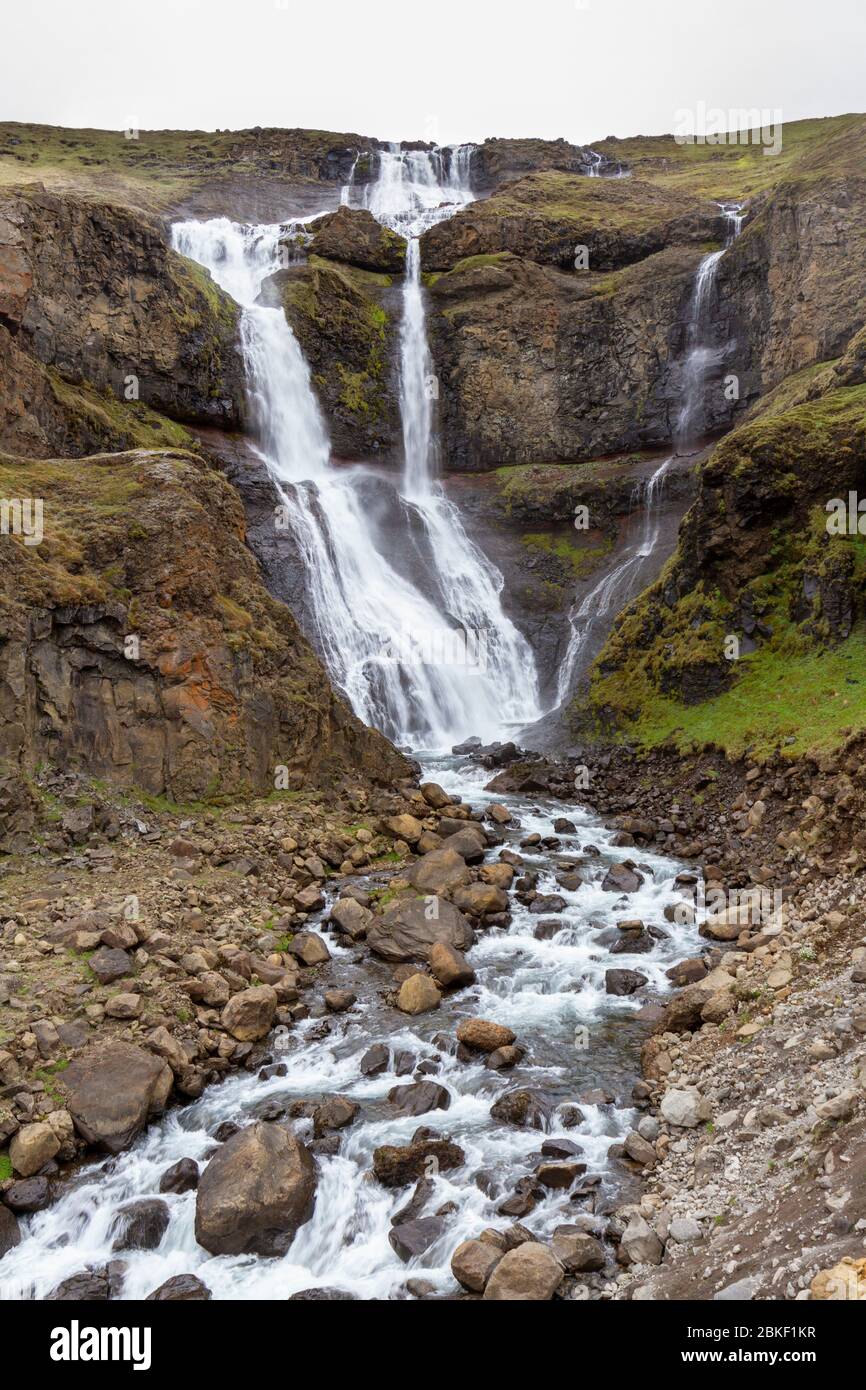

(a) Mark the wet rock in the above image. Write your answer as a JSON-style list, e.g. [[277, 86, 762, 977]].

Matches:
[[111, 1198, 170, 1252], [541, 1137, 582, 1159], [329, 898, 373, 941], [605, 968, 648, 996], [367, 896, 475, 964], [359, 1043, 389, 1076], [324, 989, 356, 1013], [47, 1269, 111, 1300], [666, 956, 708, 986], [388, 1081, 451, 1117], [552, 1226, 605, 1272], [212, 1121, 240, 1143], [0, 1204, 21, 1256], [533, 919, 562, 941], [221, 985, 277, 1042], [483, 1242, 564, 1300], [406, 847, 471, 895], [294, 885, 326, 914], [146, 1274, 213, 1301], [536, 1161, 586, 1188], [658, 982, 712, 1033], [490, 1089, 551, 1130], [391, 1178, 434, 1226], [456, 1018, 516, 1053], [288, 932, 331, 967], [4, 1176, 52, 1213], [389, 1215, 447, 1262], [396, 973, 442, 1015], [195, 1121, 316, 1257], [601, 862, 644, 893], [159, 1157, 200, 1195], [429, 941, 476, 989], [289, 1287, 359, 1300], [453, 883, 510, 917], [9, 1120, 60, 1177], [313, 1096, 359, 1135], [372, 1138, 465, 1188], [486, 1045, 524, 1070], [63, 1041, 173, 1154], [529, 894, 567, 915], [451, 1238, 503, 1291]]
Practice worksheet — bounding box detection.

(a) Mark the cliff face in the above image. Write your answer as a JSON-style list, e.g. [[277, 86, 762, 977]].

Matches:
[[718, 175, 866, 404], [426, 248, 704, 469], [0, 448, 408, 800], [0, 189, 244, 433]]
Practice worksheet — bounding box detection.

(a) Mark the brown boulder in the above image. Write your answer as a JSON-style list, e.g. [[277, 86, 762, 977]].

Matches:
[[429, 941, 476, 989], [308, 205, 406, 274], [372, 1138, 465, 1188], [396, 974, 442, 1015], [406, 847, 471, 895], [63, 1041, 173, 1154], [195, 1121, 316, 1256], [451, 1238, 503, 1291], [221, 985, 277, 1042], [366, 896, 475, 964], [457, 1018, 516, 1053], [483, 1242, 564, 1300]]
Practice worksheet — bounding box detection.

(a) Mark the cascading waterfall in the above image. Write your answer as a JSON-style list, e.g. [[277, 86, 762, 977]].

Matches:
[[555, 201, 744, 707], [172, 147, 540, 749], [675, 202, 743, 448]]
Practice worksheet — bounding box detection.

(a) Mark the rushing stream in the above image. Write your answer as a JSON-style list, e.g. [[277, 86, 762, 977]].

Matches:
[[0, 756, 700, 1300]]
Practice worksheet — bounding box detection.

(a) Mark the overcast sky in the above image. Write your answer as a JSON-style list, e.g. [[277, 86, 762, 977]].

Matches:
[[4, 0, 864, 146]]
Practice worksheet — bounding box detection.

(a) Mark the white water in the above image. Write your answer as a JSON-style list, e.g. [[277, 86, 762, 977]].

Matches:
[[0, 758, 700, 1301], [555, 455, 674, 705], [555, 200, 745, 707], [172, 148, 541, 746], [675, 202, 743, 448]]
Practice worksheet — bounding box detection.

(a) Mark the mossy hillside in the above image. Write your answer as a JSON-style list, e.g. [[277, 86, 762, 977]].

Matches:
[[595, 113, 866, 202], [582, 383, 866, 758], [48, 373, 197, 454]]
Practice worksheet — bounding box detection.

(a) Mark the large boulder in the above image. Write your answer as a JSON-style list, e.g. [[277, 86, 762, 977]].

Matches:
[[451, 1238, 503, 1292], [601, 862, 644, 893], [220, 985, 277, 1042], [489, 1089, 551, 1130], [453, 883, 510, 917], [483, 1242, 564, 1300], [195, 1121, 316, 1257], [388, 1081, 451, 1117], [9, 1121, 60, 1177], [366, 896, 475, 964], [146, 1274, 212, 1301], [62, 1042, 173, 1154], [396, 973, 442, 1015], [406, 847, 471, 895], [329, 897, 373, 941]]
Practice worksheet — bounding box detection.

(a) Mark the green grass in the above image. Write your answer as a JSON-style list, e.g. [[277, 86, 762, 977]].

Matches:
[[604, 624, 866, 760], [523, 531, 612, 577], [0, 1154, 12, 1182]]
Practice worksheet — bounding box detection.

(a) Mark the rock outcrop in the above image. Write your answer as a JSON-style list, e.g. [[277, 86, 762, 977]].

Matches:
[[0, 447, 409, 799]]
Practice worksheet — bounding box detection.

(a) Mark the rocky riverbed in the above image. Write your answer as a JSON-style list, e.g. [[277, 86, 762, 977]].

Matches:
[[2, 735, 864, 1300]]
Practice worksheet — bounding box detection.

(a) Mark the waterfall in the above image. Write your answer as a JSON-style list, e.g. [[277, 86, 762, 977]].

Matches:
[[555, 454, 673, 705], [675, 202, 743, 448], [171, 148, 541, 749], [556, 203, 743, 707]]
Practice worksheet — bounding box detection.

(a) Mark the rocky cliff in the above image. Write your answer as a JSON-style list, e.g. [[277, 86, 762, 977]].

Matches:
[[0, 447, 408, 800]]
